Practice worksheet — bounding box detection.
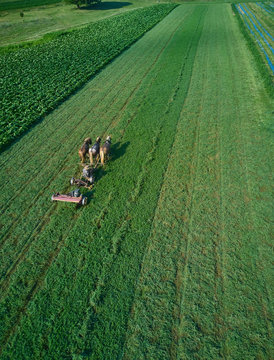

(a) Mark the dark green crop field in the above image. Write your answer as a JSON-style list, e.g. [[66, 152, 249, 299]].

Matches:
[[0, 3, 273, 360], [0, 0, 62, 11]]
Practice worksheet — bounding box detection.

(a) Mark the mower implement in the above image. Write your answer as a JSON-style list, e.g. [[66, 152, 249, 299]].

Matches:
[[70, 177, 93, 189], [51, 189, 87, 206]]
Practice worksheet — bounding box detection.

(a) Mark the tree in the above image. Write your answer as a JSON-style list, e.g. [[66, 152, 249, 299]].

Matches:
[[66, 0, 101, 9]]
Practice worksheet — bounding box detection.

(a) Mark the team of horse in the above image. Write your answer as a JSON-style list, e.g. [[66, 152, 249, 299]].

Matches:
[[78, 135, 111, 166]]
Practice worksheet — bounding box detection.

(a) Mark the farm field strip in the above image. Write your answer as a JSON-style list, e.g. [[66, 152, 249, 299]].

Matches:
[[73, 8, 207, 360], [236, 2, 274, 74], [0, 15, 170, 217], [175, 8, 273, 359], [123, 4, 273, 360], [0, 5, 191, 297], [256, 2, 272, 14], [0, 4, 188, 255], [242, 3, 273, 40], [239, 3, 274, 52], [1, 3, 273, 359], [0, 4, 176, 150], [0, 6, 199, 357], [124, 8, 225, 360], [251, 2, 274, 31]]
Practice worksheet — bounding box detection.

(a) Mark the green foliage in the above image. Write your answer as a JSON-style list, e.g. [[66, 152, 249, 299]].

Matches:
[[0, 4, 176, 151], [0, 0, 62, 11]]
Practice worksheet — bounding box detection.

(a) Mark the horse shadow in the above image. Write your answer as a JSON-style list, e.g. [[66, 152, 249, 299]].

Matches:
[[110, 141, 130, 162]]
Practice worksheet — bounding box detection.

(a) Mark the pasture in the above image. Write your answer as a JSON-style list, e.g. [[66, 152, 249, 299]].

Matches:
[[0, 2, 273, 360], [0, 0, 164, 46]]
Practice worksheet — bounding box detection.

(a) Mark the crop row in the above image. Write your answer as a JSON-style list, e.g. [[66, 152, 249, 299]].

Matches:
[[235, 3, 274, 75], [256, 1, 274, 14], [232, 3, 273, 94], [239, 3, 274, 52], [0, 4, 176, 151]]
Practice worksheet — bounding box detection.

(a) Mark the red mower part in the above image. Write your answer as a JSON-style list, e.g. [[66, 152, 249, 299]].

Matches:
[[51, 193, 87, 206]]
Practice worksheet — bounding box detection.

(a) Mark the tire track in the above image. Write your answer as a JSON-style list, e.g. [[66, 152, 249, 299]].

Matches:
[[212, 37, 226, 357], [169, 84, 203, 360]]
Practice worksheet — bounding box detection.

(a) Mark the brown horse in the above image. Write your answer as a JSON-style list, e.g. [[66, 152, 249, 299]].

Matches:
[[100, 136, 111, 166], [78, 137, 91, 163]]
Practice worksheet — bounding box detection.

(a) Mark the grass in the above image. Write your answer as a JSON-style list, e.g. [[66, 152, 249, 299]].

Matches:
[[123, 5, 273, 360], [0, 3, 273, 360], [0, 0, 163, 46], [0, 6, 197, 357]]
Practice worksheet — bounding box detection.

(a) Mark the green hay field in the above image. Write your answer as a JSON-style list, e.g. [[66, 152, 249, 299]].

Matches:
[[0, 3, 273, 359]]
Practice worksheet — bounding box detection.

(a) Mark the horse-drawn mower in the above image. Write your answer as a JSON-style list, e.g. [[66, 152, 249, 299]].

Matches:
[[51, 165, 95, 206], [51, 135, 111, 206], [51, 189, 87, 206], [70, 165, 95, 189]]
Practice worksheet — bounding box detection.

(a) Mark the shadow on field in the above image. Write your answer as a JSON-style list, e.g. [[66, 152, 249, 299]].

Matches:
[[80, 1, 132, 10], [94, 166, 107, 182], [111, 141, 130, 162]]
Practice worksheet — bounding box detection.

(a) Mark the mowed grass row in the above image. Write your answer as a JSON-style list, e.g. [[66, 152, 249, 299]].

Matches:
[[123, 5, 273, 360], [0, 5, 203, 358]]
